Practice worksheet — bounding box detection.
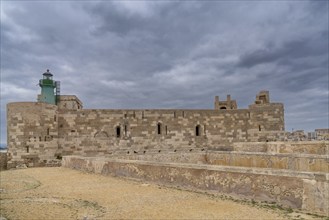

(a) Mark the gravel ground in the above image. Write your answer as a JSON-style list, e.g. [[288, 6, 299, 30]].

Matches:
[[0, 167, 322, 220]]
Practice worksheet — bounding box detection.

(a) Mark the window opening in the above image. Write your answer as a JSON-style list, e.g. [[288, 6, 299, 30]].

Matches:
[[116, 126, 121, 138], [165, 126, 168, 135], [124, 125, 127, 136], [47, 128, 50, 135], [259, 125, 261, 131], [259, 95, 266, 103], [26, 146, 29, 153], [157, 123, 162, 135], [196, 125, 200, 136]]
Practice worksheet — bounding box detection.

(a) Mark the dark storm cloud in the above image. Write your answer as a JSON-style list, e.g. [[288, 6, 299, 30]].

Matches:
[[238, 33, 328, 68], [1, 0, 328, 144]]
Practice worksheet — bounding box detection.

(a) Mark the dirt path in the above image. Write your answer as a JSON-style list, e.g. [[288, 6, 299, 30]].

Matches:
[[0, 167, 319, 219]]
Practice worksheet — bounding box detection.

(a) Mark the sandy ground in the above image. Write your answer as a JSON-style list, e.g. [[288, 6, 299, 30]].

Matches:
[[0, 167, 322, 220]]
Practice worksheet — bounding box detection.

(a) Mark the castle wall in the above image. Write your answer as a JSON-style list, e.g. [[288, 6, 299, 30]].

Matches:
[[247, 103, 285, 141], [57, 104, 284, 157], [58, 109, 248, 155], [6, 102, 59, 168], [6, 92, 285, 167]]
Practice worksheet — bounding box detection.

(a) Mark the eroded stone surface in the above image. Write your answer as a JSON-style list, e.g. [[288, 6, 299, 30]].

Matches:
[[62, 156, 329, 216]]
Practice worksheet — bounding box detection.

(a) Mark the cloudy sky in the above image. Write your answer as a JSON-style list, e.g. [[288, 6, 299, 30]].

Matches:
[[1, 1, 328, 145]]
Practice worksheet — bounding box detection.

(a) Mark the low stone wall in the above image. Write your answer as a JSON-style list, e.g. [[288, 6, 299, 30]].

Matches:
[[206, 152, 328, 172], [111, 151, 328, 173], [62, 156, 329, 216], [233, 141, 329, 155], [0, 152, 7, 171], [6, 156, 62, 169]]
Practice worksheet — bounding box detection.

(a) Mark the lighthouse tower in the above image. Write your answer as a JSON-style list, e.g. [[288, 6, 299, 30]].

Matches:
[[38, 69, 59, 105]]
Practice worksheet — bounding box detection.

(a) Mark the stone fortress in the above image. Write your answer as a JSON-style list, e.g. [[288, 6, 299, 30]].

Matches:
[[5, 70, 329, 216]]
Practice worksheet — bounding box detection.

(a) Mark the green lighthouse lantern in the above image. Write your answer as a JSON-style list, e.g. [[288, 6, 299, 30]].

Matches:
[[39, 69, 58, 105]]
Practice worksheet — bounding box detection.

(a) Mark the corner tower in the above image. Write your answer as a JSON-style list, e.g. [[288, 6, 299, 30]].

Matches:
[[38, 69, 59, 105]]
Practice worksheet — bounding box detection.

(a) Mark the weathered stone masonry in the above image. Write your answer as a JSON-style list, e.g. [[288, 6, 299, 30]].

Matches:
[[62, 154, 329, 216], [6, 80, 328, 216], [7, 91, 284, 167]]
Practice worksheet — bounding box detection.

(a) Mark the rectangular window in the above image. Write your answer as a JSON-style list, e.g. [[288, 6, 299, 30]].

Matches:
[[196, 125, 200, 136], [116, 126, 121, 138], [157, 123, 162, 135]]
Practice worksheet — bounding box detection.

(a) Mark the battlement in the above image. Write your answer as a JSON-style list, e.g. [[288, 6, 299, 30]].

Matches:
[[214, 94, 237, 110], [255, 90, 270, 104]]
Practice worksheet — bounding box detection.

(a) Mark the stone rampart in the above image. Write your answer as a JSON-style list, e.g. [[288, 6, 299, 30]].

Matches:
[[111, 151, 328, 173], [62, 156, 329, 216], [233, 141, 329, 154]]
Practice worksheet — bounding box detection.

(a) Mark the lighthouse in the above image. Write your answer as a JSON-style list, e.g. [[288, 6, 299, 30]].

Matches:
[[38, 69, 60, 105]]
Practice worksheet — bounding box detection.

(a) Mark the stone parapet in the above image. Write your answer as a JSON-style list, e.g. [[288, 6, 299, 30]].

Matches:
[[62, 156, 329, 216], [107, 150, 328, 173], [233, 141, 329, 154]]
